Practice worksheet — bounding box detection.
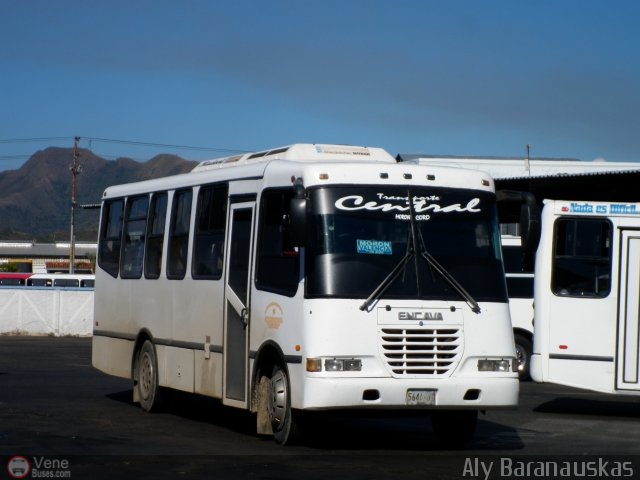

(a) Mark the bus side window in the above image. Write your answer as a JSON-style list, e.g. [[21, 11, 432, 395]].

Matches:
[[145, 193, 168, 279], [255, 188, 299, 296], [98, 199, 125, 278], [552, 218, 612, 297], [54, 279, 79, 288], [192, 184, 228, 279], [167, 189, 193, 280], [121, 195, 149, 279], [81, 279, 95, 288]]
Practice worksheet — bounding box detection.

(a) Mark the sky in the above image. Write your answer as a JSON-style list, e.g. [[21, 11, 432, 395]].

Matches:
[[1, 0, 639, 171]]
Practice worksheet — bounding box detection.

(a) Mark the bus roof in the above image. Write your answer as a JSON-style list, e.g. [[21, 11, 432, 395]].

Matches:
[[102, 143, 497, 199], [29, 273, 95, 279], [191, 144, 396, 172]]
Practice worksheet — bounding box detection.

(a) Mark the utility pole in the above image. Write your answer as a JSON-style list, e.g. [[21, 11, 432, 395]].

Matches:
[[69, 137, 81, 274]]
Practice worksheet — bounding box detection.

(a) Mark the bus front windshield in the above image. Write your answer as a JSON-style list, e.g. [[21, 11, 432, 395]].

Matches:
[[305, 186, 507, 303]]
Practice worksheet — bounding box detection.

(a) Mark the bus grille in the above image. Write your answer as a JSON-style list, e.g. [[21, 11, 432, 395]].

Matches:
[[379, 327, 462, 376]]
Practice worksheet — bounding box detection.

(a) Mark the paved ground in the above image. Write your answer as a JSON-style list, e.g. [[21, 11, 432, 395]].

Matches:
[[1, 337, 640, 479]]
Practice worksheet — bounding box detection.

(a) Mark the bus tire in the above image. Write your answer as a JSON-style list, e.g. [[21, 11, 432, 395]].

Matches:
[[431, 410, 477, 449], [136, 340, 162, 412], [514, 333, 532, 381], [268, 364, 300, 445]]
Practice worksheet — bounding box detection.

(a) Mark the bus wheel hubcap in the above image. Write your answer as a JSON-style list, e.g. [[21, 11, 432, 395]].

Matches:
[[268, 370, 287, 428]]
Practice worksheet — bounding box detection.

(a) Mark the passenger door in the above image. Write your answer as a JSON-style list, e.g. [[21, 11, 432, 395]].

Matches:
[[616, 229, 640, 391], [223, 201, 255, 407], [545, 217, 615, 391]]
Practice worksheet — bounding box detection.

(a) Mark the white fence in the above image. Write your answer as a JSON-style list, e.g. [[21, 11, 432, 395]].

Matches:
[[0, 287, 94, 336]]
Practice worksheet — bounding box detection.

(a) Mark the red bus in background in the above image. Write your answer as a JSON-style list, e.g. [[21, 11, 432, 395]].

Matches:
[[0, 273, 32, 286]]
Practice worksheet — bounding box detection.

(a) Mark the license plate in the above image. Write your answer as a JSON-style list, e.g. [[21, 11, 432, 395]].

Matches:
[[405, 389, 436, 406]]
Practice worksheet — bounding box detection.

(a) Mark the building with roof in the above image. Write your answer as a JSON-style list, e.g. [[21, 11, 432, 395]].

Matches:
[[0, 242, 96, 273], [398, 154, 640, 224]]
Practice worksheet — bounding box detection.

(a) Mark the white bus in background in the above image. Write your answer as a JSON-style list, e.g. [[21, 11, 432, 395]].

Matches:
[[531, 199, 640, 395], [92, 143, 520, 446], [26, 273, 95, 289], [0, 273, 95, 288], [501, 235, 534, 380]]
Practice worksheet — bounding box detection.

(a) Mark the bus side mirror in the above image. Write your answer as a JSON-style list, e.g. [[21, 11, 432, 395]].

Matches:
[[520, 202, 541, 255], [288, 181, 307, 247]]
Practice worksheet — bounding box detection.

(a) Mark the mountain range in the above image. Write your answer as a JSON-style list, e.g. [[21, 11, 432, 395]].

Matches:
[[0, 147, 198, 241]]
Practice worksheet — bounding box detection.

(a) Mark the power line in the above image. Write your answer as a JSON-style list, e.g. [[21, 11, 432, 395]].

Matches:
[[0, 136, 251, 159], [85, 137, 249, 154], [88, 151, 204, 162], [0, 155, 32, 161], [0, 150, 206, 165], [0, 137, 71, 144]]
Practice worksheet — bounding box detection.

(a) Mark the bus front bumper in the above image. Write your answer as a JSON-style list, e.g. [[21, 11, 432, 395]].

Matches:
[[298, 376, 518, 410]]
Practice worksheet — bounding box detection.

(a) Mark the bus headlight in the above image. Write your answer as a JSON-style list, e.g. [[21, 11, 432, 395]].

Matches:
[[343, 359, 362, 371], [325, 358, 362, 372], [306, 357, 362, 372], [324, 359, 344, 371], [477, 359, 512, 372]]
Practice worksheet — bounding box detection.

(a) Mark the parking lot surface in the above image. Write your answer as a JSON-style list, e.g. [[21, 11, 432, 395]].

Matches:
[[1, 337, 640, 479]]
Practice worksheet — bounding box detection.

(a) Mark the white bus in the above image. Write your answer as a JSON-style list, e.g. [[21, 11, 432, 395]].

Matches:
[[501, 235, 534, 380], [92, 143, 519, 446], [26, 273, 95, 289], [530, 199, 640, 395]]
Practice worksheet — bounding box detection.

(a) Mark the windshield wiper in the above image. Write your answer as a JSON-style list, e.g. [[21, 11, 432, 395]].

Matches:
[[359, 189, 481, 314], [359, 248, 414, 311], [408, 192, 481, 314], [418, 247, 481, 314]]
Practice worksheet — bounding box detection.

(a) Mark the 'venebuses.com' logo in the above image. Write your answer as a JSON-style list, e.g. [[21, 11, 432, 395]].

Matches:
[[7, 456, 31, 479]]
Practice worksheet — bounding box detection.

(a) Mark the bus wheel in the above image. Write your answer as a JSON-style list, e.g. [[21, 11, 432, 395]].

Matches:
[[431, 410, 477, 449], [136, 340, 162, 412], [514, 334, 532, 381], [267, 365, 300, 445]]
